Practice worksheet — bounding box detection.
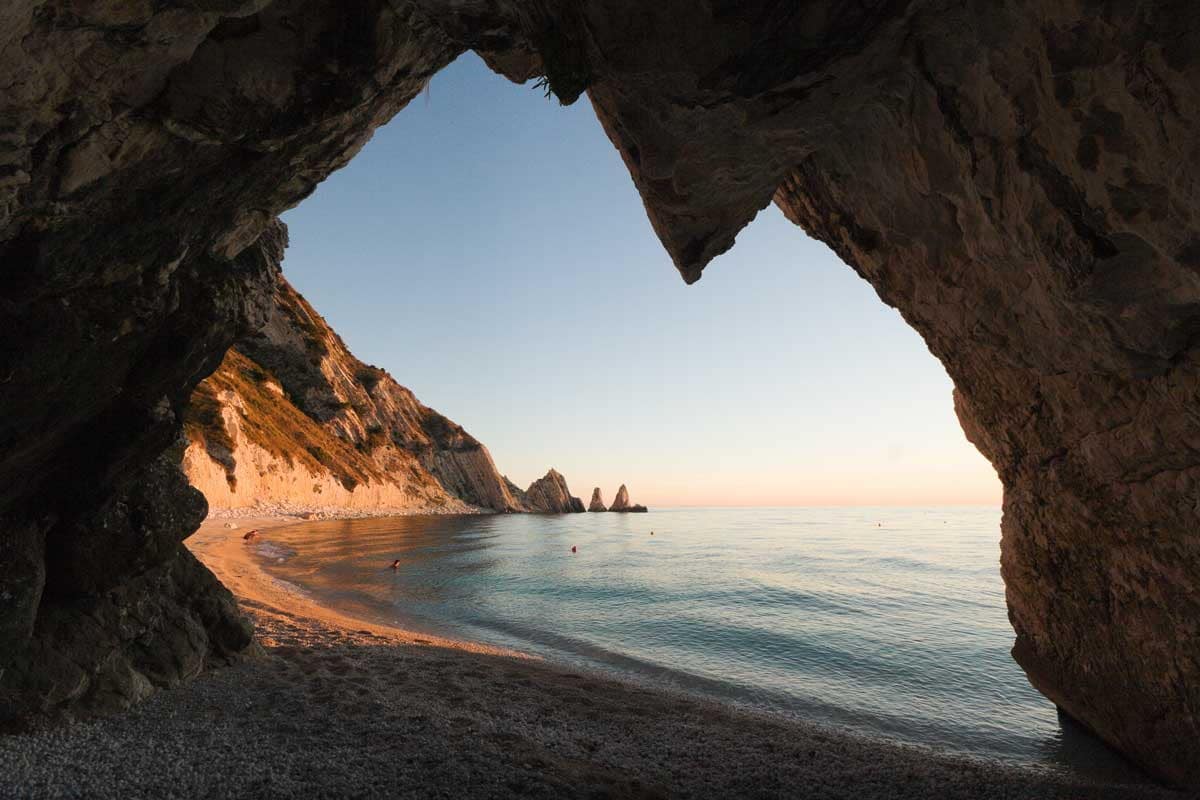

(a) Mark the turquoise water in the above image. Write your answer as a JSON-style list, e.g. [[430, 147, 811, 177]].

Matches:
[[253, 506, 1140, 780]]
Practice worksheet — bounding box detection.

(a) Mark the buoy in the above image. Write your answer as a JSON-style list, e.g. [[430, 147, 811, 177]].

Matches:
[[650, 531, 654, 535], [571, 546, 577, 554]]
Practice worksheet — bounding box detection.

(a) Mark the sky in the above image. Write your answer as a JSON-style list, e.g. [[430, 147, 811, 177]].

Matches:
[[279, 53, 1001, 507]]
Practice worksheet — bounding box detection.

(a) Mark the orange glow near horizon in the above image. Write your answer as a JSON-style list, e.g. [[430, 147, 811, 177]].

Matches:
[[629, 468, 1002, 508]]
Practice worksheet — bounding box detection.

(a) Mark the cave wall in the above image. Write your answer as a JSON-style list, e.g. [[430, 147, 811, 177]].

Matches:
[[542, 2, 1200, 783], [0, 0, 462, 721], [2, 0, 1199, 785]]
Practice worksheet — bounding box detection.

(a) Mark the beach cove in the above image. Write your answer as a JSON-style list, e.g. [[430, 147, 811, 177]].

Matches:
[[0, 515, 1176, 800]]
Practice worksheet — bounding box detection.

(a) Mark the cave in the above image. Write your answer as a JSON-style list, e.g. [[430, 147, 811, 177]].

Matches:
[[2, 0, 1198, 787]]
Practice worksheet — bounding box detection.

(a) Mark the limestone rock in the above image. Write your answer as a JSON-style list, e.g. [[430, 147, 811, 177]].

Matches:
[[588, 488, 607, 512], [522, 470, 586, 514], [608, 485, 647, 513], [183, 276, 521, 515], [3, 0, 1200, 783]]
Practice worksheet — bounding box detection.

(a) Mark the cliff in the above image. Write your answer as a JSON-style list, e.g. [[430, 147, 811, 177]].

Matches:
[[183, 276, 522, 515], [4, 1, 1200, 785]]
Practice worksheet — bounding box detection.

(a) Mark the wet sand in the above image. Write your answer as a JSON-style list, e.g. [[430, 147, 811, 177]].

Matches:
[[0, 517, 1179, 799]]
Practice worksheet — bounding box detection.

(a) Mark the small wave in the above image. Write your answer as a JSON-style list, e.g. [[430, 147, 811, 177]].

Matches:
[[266, 574, 312, 599], [255, 541, 297, 562]]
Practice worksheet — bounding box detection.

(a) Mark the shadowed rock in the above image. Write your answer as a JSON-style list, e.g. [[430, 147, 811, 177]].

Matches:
[[2, 0, 1199, 784], [588, 488, 607, 512]]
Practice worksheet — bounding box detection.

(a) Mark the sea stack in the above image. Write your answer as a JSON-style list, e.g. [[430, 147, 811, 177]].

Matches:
[[588, 488, 607, 512], [608, 484, 647, 512], [610, 484, 631, 511], [522, 469, 586, 514]]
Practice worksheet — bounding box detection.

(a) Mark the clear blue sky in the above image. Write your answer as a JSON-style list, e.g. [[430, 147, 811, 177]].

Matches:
[[279, 53, 1000, 507]]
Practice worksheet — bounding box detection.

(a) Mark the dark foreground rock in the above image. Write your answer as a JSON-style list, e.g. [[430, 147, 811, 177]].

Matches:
[[3, 0, 1200, 785], [0, 448, 253, 722]]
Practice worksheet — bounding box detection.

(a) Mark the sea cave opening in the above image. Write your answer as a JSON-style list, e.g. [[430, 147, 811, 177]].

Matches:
[[5, 4, 1195, 791], [178, 52, 1138, 780]]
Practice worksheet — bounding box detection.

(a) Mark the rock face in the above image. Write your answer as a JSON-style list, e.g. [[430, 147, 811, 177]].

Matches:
[[3, 0, 1200, 784], [588, 488, 607, 512], [518, 470, 587, 514], [608, 485, 647, 513], [183, 274, 522, 515], [609, 485, 631, 512]]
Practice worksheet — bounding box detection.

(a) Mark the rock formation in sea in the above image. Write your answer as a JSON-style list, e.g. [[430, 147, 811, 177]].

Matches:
[[588, 488, 607, 512], [183, 274, 522, 515], [609, 485, 631, 512], [3, 1, 1199, 784], [518, 470, 587, 514], [607, 484, 646, 513]]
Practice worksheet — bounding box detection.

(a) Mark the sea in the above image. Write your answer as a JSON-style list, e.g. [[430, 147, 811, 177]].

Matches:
[[251, 506, 1142, 781]]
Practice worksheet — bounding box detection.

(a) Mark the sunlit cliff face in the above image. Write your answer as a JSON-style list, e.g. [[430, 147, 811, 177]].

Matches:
[[2, 0, 1199, 785]]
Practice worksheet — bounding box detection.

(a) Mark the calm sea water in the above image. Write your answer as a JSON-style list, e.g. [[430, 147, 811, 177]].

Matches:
[[253, 507, 1140, 780]]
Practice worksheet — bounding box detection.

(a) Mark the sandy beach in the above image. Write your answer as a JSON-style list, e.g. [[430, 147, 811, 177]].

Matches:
[[0, 516, 1179, 799]]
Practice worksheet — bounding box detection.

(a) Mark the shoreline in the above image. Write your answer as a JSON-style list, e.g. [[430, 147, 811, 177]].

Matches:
[[188, 514, 526, 659], [0, 515, 1177, 798]]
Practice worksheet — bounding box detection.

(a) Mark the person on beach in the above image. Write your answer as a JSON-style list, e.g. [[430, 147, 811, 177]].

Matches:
[[390, 559, 401, 570], [242, 529, 259, 541]]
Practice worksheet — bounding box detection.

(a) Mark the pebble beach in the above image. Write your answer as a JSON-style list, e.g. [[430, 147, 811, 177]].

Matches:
[[0, 517, 1179, 799]]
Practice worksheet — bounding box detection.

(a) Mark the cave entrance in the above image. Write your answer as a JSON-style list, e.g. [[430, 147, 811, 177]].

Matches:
[[178, 51, 1144, 780]]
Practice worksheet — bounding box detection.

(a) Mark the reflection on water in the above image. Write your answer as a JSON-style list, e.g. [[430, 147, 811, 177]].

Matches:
[[254, 507, 1145, 781]]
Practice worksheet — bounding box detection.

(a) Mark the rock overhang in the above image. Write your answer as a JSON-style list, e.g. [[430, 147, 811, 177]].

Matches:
[[2, 0, 1199, 786]]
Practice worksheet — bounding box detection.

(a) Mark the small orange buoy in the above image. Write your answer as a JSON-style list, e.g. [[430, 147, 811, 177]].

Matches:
[[571, 546, 577, 554]]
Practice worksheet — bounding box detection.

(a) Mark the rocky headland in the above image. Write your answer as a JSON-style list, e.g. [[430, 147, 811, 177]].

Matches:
[[182, 271, 525, 517], [181, 266, 628, 520]]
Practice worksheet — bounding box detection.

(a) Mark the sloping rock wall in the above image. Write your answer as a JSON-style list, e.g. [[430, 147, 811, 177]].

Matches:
[[183, 275, 521, 515]]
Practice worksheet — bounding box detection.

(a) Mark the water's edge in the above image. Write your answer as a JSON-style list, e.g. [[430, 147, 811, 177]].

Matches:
[[251, 507, 1145, 783]]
